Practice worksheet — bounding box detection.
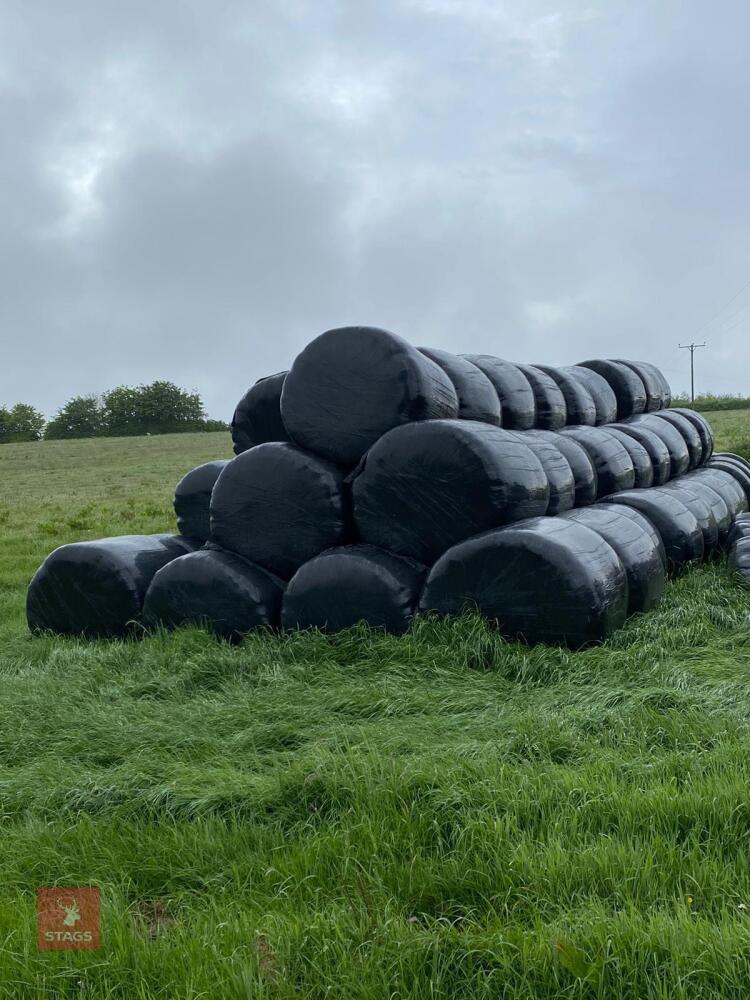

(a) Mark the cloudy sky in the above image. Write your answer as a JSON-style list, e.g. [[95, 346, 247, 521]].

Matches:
[[3, 0, 750, 420]]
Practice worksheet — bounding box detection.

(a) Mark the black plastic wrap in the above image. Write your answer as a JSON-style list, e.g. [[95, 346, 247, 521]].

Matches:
[[608, 421, 671, 486], [653, 411, 703, 469], [280, 326, 459, 466], [712, 452, 750, 468], [529, 430, 597, 506], [690, 469, 749, 519], [600, 427, 654, 489], [563, 366, 618, 425], [174, 460, 230, 542], [560, 505, 666, 613], [210, 442, 351, 579], [626, 414, 690, 479], [281, 544, 426, 635], [508, 432, 574, 515], [462, 355, 536, 429], [419, 517, 628, 649], [670, 408, 714, 463], [418, 348, 502, 425], [515, 364, 567, 430], [231, 372, 291, 455], [600, 489, 704, 571], [143, 545, 283, 640], [663, 478, 730, 549], [729, 538, 750, 585], [614, 360, 668, 412], [578, 359, 647, 419], [27, 534, 199, 637], [657, 482, 719, 553], [534, 365, 596, 425], [559, 426, 636, 498], [352, 420, 549, 564], [727, 513, 750, 549], [707, 459, 750, 504]]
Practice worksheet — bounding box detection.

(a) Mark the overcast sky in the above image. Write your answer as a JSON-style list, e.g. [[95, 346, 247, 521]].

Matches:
[[3, 1, 750, 420]]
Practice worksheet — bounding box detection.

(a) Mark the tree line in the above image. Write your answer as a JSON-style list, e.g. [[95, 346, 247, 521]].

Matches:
[[0, 381, 227, 444]]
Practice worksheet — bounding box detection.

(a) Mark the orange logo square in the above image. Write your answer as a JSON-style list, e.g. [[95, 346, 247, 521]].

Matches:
[[37, 888, 100, 950]]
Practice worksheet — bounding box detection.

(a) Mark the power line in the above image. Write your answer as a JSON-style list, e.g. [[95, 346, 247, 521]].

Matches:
[[693, 277, 750, 340], [678, 342, 706, 405]]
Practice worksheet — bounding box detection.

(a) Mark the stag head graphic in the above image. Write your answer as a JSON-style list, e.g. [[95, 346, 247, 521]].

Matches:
[[57, 897, 81, 927]]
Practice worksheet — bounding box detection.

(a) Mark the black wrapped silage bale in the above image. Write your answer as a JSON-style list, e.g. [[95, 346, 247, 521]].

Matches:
[[282, 545, 425, 635], [625, 414, 690, 479], [653, 411, 703, 469], [560, 504, 666, 613], [418, 348, 502, 425], [419, 517, 628, 649], [515, 364, 567, 430], [670, 409, 714, 463], [607, 421, 671, 486], [462, 355, 536, 429], [210, 443, 351, 579], [707, 458, 750, 504], [666, 475, 732, 548], [600, 427, 654, 489], [534, 366, 597, 426], [508, 432, 574, 515], [727, 512, 750, 549], [600, 489, 704, 571], [231, 372, 291, 455], [27, 534, 199, 637], [578, 359, 647, 419], [352, 420, 549, 565], [174, 460, 230, 542], [657, 482, 719, 553], [559, 426, 636, 498], [614, 360, 668, 412], [690, 469, 748, 520], [280, 327, 459, 466], [528, 430, 597, 507], [729, 537, 750, 585], [563, 366, 618, 425], [142, 544, 283, 641]]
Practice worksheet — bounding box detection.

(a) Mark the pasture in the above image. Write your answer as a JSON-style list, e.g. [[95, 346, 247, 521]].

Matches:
[[0, 414, 750, 997]]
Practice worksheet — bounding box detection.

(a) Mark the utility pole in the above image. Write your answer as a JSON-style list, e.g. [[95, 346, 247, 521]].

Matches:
[[678, 342, 706, 405]]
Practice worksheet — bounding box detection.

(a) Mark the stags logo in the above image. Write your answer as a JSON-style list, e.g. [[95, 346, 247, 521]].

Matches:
[[37, 888, 100, 950]]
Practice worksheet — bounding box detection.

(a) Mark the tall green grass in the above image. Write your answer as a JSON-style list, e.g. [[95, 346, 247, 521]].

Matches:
[[0, 424, 749, 997]]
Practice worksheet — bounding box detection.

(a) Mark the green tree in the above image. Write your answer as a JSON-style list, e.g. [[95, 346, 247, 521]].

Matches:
[[103, 381, 206, 436], [44, 395, 105, 440], [0, 402, 45, 443]]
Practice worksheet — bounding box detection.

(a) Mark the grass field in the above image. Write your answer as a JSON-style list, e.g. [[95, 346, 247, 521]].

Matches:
[[1, 412, 750, 997]]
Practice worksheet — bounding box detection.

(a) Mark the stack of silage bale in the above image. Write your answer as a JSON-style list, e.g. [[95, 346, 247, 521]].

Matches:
[[26, 326, 750, 648]]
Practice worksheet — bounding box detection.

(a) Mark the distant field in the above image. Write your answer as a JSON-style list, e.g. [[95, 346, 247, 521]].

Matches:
[[1, 417, 750, 997]]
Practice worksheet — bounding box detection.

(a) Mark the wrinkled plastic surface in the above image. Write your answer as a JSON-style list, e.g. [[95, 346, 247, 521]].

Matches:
[[174, 460, 230, 542], [729, 537, 750, 586], [690, 469, 749, 519], [515, 364, 567, 430], [143, 545, 283, 640], [728, 513, 750, 549], [707, 459, 750, 503], [462, 355, 536, 429], [626, 414, 690, 478], [231, 372, 291, 455], [280, 327, 459, 466], [563, 366, 618, 425], [658, 482, 719, 553], [614, 360, 667, 412], [608, 421, 671, 486], [667, 476, 731, 548], [653, 411, 703, 469], [418, 348, 502, 425], [352, 420, 549, 565], [508, 432, 574, 515], [530, 430, 597, 507], [282, 544, 426, 635], [210, 443, 350, 579], [535, 366, 596, 426], [601, 427, 654, 489], [578, 359, 647, 419], [561, 504, 666, 613], [419, 517, 628, 649], [600, 489, 704, 571], [671, 408, 714, 463], [27, 534, 199, 637], [560, 426, 635, 498]]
